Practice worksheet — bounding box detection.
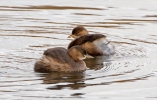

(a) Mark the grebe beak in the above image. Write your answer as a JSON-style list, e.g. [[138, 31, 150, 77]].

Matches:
[[68, 34, 74, 38], [84, 54, 94, 59]]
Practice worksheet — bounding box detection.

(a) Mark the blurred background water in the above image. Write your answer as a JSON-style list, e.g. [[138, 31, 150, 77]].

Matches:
[[0, 0, 157, 100]]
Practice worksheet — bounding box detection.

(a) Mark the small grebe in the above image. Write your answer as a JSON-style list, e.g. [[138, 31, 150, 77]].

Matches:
[[68, 26, 115, 56], [34, 46, 87, 73]]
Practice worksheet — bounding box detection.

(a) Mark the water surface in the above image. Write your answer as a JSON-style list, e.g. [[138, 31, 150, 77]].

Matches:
[[0, 0, 157, 100]]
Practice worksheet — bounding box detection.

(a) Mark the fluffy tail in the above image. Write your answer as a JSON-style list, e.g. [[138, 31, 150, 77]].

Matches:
[[34, 55, 51, 73]]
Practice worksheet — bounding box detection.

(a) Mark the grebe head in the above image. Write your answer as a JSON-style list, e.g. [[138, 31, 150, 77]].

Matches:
[[68, 26, 88, 39]]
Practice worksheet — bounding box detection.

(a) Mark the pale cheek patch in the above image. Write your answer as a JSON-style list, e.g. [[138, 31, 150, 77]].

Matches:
[[74, 36, 81, 39]]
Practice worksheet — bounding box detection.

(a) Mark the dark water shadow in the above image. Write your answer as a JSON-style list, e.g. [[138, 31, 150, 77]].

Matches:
[[109, 18, 157, 23], [144, 15, 157, 18], [0, 5, 103, 10], [37, 70, 152, 91], [40, 72, 86, 90]]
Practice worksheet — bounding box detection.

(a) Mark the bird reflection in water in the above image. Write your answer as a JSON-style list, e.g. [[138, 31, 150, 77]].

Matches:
[[41, 72, 86, 90], [84, 55, 112, 70]]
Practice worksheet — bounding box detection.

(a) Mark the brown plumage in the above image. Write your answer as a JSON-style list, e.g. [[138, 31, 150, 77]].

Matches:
[[68, 34, 106, 49], [68, 26, 88, 38], [34, 46, 87, 73], [68, 26, 115, 56]]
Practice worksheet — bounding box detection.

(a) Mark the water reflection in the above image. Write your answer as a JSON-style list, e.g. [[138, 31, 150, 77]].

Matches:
[[0, 5, 103, 10], [84, 55, 111, 70], [41, 72, 86, 90], [1, 0, 157, 99]]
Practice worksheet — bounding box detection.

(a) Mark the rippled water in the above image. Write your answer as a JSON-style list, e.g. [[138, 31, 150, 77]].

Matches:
[[0, 0, 157, 99]]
